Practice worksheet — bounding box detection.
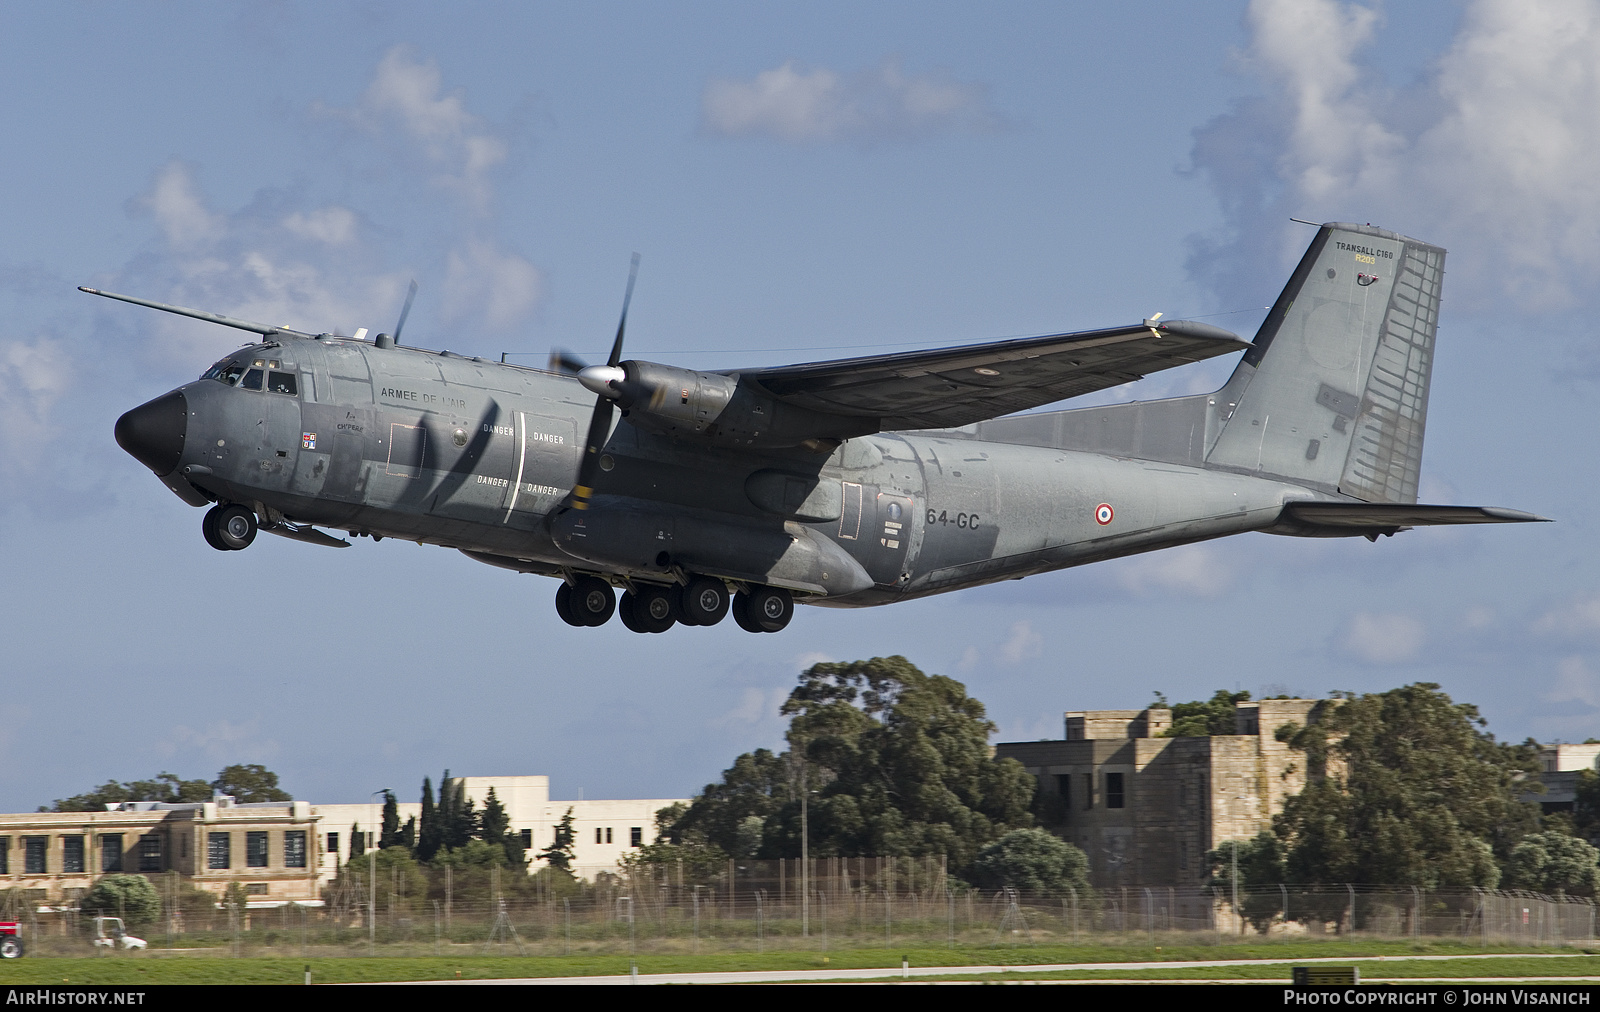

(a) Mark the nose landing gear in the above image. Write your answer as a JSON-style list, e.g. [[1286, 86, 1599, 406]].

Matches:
[[202, 504, 257, 551]]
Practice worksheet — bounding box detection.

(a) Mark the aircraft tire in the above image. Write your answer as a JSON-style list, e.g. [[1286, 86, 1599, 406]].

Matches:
[[214, 505, 257, 550], [571, 576, 616, 627], [747, 586, 794, 632], [631, 585, 676, 633], [554, 583, 585, 628], [617, 593, 647, 633], [730, 593, 763, 633], [201, 506, 229, 551], [680, 576, 729, 626], [0, 936, 21, 958]]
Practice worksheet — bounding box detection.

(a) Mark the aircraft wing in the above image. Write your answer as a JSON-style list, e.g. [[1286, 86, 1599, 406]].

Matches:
[[735, 319, 1249, 430], [1282, 503, 1551, 528]]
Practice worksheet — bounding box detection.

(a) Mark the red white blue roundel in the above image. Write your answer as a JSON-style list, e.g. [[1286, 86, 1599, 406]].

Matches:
[[1095, 503, 1114, 525]]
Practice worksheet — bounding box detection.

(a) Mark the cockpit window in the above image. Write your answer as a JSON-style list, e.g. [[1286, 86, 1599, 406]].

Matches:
[[268, 372, 298, 395], [203, 361, 247, 386], [240, 368, 264, 391]]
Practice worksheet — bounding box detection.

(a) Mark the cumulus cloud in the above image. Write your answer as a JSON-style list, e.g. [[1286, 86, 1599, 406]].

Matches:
[[128, 160, 224, 249], [1533, 594, 1600, 639], [0, 337, 71, 474], [158, 719, 280, 763], [1549, 655, 1600, 709], [1190, 0, 1600, 308], [1111, 544, 1232, 598], [443, 238, 543, 331], [702, 58, 1003, 145], [333, 46, 508, 211], [282, 206, 359, 246], [999, 620, 1043, 664], [1339, 610, 1426, 664]]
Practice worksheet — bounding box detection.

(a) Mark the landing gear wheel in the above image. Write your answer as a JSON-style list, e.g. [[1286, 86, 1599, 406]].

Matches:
[[555, 582, 586, 627], [201, 506, 229, 551], [0, 936, 22, 959], [213, 505, 257, 550], [570, 576, 616, 626], [677, 576, 729, 627], [746, 586, 793, 632], [628, 585, 676, 633], [731, 593, 762, 633]]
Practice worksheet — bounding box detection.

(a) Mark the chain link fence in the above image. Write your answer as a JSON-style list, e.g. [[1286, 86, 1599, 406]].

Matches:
[[3, 860, 1593, 956]]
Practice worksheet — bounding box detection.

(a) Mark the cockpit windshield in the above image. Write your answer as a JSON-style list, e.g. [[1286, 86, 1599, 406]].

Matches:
[[202, 360, 247, 386]]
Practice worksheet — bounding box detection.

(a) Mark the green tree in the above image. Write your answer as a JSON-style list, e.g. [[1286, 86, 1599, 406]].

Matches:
[[79, 874, 161, 928], [538, 807, 577, 873], [478, 787, 526, 869], [379, 790, 402, 848], [1160, 690, 1251, 738], [665, 657, 1036, 874], [1207, 832, 1288, 933], [1506, 831, 1600, 895], [437, 772, 478, 849], [417, 777, 442, 861], [970, 829, 1089, 895], [1272, 683, 1538, 889], [211, 764, 290, 803], [46, 772, 211, 812]]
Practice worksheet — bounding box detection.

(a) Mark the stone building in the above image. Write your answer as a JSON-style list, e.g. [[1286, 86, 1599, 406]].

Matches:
[[995, 698, 1337, 887]]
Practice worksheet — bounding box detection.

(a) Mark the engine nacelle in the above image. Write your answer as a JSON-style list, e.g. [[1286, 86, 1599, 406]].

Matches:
[[607, 361, 873, 449]]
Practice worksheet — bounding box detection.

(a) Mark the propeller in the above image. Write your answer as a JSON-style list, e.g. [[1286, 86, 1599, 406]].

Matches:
[[564, 253, 640, 511], [393, 279, 418, 344]]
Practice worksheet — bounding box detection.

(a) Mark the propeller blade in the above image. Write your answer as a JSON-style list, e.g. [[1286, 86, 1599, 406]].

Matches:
[[547, 349, 588, 375], [607, 253, 640, 367], [392, 279, 418, 345], [563, 255, 640, 511]]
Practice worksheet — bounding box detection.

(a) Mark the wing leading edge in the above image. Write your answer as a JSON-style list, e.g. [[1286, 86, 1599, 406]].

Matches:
[[735, 319, 1249, 431]]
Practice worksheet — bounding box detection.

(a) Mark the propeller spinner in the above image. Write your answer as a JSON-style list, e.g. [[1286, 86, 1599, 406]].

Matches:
[[564, 253, 640, 511]]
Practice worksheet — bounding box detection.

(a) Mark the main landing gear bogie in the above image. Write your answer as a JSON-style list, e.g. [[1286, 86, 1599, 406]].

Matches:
[[202, 504, 257, 551], [554, 577, 793, 633]]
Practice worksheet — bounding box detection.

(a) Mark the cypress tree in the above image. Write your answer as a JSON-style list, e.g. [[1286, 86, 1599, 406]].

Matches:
[[418, 777, 441, 861], [380, 790, 401, 848]]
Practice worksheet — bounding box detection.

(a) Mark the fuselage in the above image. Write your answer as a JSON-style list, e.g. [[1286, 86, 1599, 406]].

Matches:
[[121, 335, 1315, 609]]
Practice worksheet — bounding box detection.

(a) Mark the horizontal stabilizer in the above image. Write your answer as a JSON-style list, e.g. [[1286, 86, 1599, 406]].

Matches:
[[1282, 502, 1550, 529]]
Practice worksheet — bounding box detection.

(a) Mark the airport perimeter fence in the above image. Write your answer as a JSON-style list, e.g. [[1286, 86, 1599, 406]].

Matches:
[[3, 857, 1595, 955]]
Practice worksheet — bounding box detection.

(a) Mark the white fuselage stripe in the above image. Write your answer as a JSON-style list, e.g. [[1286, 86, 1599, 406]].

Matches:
[[504, 411, 527, 522]]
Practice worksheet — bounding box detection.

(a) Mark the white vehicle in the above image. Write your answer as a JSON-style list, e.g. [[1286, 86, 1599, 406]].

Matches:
[[91, 917, 146, 950]]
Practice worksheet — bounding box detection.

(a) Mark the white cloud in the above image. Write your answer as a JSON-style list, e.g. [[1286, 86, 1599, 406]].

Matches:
[[0, 337, 70, 473], [1193, 0, 1600, 307], [1339, 610, 1426, 664], [710, 687, 789, 729], [1549, 655, 1600, 708], [1111, 544, 1231, 598], [1533, 594, 1600, 638], [792, 651, 835, 672], [702, 58, 1002, 145], [158, 719, 280, 763], [130, 161, 223, 249], [282, 206, 358, 246], [999, 620, 1043, 664], [443, 238, 543, 331], [348, 46, 508, 210]]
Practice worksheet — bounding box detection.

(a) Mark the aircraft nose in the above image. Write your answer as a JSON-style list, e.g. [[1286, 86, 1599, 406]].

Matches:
[[115, 390, 188, 476]]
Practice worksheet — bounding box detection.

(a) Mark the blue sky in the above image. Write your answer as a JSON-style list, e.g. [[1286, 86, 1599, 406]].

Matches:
[[2, 0, 1597, 810]]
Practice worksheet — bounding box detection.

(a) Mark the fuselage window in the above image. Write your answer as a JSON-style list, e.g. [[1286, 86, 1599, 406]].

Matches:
[[205, 363, 246, 386], [240, 368, 264, 391], [268, 371, 298, 395]]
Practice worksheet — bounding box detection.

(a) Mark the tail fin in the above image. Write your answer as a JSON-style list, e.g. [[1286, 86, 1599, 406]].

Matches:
[[1204, 223, 1445, 503]]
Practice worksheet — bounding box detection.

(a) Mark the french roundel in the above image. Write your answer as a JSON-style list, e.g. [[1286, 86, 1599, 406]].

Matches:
[[1095, 503, 1114, 525]]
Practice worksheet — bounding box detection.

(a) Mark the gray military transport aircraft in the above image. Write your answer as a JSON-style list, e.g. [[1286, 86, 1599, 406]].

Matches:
[[103, 222, 1545, 634]]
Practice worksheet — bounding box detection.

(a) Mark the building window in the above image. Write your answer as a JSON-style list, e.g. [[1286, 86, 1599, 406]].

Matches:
[[630, 827, 642, 848], [23, 837, 46, 875], [350, 831, 364, 856], [23, 837, 45, 874], [519, 829, 532, 848], [1055, 774, 1072, 811], [594, 827, 602, 845], [0, 838, 8, 875], [208, 833, 231, 870], [284, 831, 307, 869], [326, 832, 339, 857], [1106, 772, 1126, 809], [245, 883, 269, 896], [1179, 839, 1189, 870], [101, 835, 123, 873], [606, 827, 613, 844], [138, 836, 161, 873], [63, 836, 85, 874], [1082, 773, 1093, 809], [246, 832, 269, 868]]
